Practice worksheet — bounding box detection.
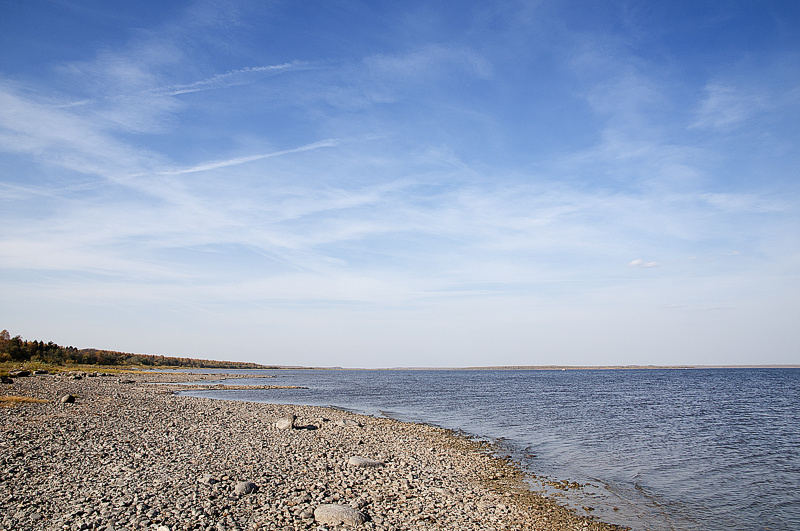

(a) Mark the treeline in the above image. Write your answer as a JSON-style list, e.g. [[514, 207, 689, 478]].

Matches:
[[0, 330, 267, 368]]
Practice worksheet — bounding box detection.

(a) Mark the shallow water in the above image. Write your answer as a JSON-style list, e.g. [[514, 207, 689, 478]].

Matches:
[[174, 368, 800, 531]]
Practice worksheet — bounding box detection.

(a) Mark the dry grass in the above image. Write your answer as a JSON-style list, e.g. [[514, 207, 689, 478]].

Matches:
[[0, 395, 49, 408]]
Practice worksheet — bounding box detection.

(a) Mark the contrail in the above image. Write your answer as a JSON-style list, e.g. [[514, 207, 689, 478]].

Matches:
[[158, 139, 341, 175], [162, 62, 310, 96]]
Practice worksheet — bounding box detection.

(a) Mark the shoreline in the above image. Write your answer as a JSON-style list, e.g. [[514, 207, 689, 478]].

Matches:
[[2, 371, 629, 531]]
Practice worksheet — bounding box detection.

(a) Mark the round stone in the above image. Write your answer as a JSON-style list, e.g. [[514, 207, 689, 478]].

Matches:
[[275, 414, 296, 430]]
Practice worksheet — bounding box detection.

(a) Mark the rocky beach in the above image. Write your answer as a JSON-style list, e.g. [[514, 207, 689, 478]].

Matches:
[[1, 371, 628, 531]]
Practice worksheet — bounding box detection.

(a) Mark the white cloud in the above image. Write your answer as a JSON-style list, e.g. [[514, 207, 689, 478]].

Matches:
[[0, 84, 162, 178], [629, 259, 659, 268], [692, 83, 768, 130]]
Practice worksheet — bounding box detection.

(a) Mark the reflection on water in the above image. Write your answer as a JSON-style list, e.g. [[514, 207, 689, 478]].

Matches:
[[174, 368, 800, 531]]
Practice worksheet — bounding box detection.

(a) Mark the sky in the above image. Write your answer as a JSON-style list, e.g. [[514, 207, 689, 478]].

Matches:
[[1, 0, 799, 367]]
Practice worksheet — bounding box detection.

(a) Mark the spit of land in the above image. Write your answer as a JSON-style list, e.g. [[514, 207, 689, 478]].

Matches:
[[0, 371, 628, 531]]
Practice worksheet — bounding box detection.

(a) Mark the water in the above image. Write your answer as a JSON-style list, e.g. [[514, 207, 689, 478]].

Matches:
[[172, 368, 800, 531]]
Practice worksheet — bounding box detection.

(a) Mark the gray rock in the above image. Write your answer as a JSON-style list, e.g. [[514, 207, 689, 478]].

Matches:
[[117, 379, 134, 384], [348, 456, 383, 468], [275, 414, 296, 430], [313, 504, 367, 526], [8, 370, 30, 377], [234, 481, 256, 495], [32, 370, 49, 375], [336, 418, 361, 427], [60, 394, 76, 404]]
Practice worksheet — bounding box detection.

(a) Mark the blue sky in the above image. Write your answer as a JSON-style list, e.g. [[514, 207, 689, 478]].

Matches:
[[1, 0, 798, 367]]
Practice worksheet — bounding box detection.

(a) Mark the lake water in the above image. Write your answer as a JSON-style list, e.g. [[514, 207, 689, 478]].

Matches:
[[173, 368, 800, 531]]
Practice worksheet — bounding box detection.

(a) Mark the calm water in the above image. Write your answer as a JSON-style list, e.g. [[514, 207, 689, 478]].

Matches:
[[173, 368, 800, 531]]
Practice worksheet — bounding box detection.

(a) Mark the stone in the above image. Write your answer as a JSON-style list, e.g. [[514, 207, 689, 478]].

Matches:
[[336, 418, 361, 427], [313, 504, 367, 526], [32, 370, 49, 375], [275, 414, 296, 430], [198, 474, 217, 485], [234, 481, 256, 495], [60, 394, 76, 403], [289, 493, 311, 505], [8, 370, 30, 377], [0, 376, 12, 384], [117, 379, 135, 384], [348, 456, 383, 468]]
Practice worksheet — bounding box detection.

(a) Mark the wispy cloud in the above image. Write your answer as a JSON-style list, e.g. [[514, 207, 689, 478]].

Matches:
[[364, 45, 493, 81], [0, 84, 162, 178], [692, 83, 768, 130]]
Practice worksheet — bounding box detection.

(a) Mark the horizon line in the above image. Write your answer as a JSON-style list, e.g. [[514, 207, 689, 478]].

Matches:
[[164, 364, 800, 371]]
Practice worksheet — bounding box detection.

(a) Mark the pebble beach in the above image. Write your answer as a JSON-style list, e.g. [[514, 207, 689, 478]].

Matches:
[[1, 371, 629, 531]]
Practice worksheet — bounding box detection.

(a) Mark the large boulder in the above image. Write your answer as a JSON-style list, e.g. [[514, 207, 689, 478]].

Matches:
[[314, 504, 367, 526]]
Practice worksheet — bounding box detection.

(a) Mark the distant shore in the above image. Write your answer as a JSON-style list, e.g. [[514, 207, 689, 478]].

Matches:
[[157, 364, 800, 370], [1, 370, 629, 531]]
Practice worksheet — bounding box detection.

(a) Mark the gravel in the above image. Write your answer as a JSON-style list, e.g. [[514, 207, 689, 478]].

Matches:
[[0, 370, 629, 531]]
